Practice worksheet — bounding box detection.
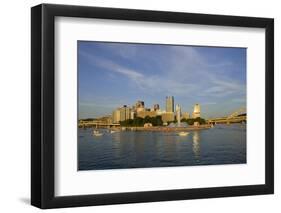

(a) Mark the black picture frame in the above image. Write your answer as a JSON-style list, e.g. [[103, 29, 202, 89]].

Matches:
[[31, 3, 274, 209]]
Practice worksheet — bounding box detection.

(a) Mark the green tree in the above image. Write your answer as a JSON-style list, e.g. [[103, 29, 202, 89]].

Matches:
[[180, 117, 206, 125], [119, 116, 164, 127]]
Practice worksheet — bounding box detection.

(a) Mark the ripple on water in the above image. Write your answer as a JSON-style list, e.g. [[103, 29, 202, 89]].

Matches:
[[78, 126, 246, 170]]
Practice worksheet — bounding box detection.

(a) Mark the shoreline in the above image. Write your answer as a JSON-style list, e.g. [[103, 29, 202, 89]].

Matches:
[[111, 124, 212, 132]]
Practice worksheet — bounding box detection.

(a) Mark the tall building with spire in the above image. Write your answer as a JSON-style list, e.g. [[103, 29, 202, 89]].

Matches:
[[166, 96, 174, 113]]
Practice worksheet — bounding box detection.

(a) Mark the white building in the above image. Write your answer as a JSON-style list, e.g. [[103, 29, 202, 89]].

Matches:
[[192, 104, 201, 118]]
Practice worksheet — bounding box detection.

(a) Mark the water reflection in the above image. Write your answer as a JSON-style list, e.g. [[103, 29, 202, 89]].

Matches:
[[192, 131, 200, 160], [78, 125, 246, 170], [162, 133, 178, 159]]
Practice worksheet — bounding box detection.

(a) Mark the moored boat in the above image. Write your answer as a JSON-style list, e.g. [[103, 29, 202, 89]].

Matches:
[[178, 132, 189, 136], [93, 130, 103, 136], [93, 129, 103, 136]]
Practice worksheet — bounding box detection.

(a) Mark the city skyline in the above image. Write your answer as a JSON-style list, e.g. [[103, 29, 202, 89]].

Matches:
[[78, 41, 246, 119], [110, 96, 199, 125]]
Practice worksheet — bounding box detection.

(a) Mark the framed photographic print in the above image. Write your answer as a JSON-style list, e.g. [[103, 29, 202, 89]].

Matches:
[[31, 3, 274, 209]]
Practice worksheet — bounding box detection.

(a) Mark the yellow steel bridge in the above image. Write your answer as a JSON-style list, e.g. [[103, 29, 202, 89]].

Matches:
[[207, 107, 246, 124]]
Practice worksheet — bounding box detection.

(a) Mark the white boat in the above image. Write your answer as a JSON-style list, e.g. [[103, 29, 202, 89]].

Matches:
[[178, 132, 189, 136], [110, 130, 117, 134], [93, 130, 103, 136]]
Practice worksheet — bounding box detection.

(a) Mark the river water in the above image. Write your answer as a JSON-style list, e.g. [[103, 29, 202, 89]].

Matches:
[[78, 124, 246, 170]]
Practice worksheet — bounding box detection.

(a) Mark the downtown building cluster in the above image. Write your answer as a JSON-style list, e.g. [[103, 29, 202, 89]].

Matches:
[[112, 96, 201, 125]]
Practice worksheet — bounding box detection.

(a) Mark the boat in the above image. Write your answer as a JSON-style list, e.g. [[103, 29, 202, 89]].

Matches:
[[93, 130, 103, 136], [93, 124, 103, 136], [93, 132, 103, 136], [110, 130, 117, 134], [178, 132, 189, 136]]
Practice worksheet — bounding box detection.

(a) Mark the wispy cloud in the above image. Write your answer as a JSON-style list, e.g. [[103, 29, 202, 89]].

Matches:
[[79, 50, 198, 96], [80, 45, 245, 99], [78, 42, 246, 118]]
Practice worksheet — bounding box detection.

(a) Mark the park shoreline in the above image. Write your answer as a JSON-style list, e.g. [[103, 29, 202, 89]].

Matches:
[[111, 124, 212, 132]]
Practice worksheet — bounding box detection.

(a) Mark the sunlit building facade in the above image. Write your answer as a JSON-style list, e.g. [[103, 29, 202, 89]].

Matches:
[[111, 97, 201, 124], [192, 104, 201, 118], [166, 96, 174, 112], [182, 112, 190, 119], [153, 104, 160, 111], [137, 111, 157, 118], [135, 100, 145, 113], [161, 112, 175, 123], [112, 109, 121, 124], [119, 105, 131, 121]]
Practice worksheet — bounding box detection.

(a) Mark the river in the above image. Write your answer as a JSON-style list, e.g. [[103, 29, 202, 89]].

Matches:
[[78, 124, 246, 170]]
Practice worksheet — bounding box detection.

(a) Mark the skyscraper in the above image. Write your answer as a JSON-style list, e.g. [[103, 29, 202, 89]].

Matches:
[[166, 96, 174, 112], [135, 100, 145, 113], [112, 109, 121, 124], [153, 104, 160, 111], [192, 104, 201, 118], [119, 105, 131, 121], [135, 100, 144, 108]]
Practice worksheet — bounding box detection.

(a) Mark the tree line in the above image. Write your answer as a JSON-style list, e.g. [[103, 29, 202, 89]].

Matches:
[[120, 116, 163, 127], [119, 116, 206, 127]]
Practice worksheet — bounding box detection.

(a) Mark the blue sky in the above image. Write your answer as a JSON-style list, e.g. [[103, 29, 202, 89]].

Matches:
[[78, 41, 246, 119]]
